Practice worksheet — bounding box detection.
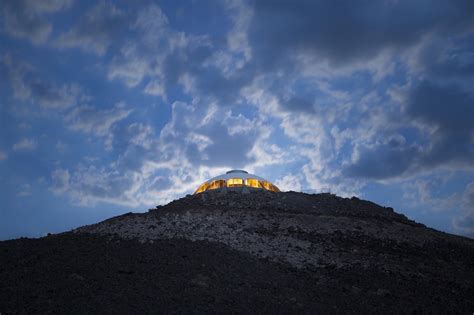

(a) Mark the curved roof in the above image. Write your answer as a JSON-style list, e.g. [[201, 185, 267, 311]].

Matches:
[[194, 170, 280, 194], [207, 170, 267, 183]]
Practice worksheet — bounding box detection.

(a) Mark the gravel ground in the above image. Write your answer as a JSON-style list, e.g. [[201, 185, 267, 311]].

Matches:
[[1, 190, 473, 313]]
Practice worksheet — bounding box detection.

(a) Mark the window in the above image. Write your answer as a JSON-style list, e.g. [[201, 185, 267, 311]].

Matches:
[[261, 181, 280, 192], [195, 176, 280, 194], [227, 178, 243, 187], [209, 179, 226, 190], [194, 182, 210, 194], [261, 181, 271, 190], [268, 183, 280, 192], [245, 178, 261, 188]]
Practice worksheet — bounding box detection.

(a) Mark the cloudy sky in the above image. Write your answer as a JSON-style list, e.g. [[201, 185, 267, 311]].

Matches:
[[1, 0, 473, 240]]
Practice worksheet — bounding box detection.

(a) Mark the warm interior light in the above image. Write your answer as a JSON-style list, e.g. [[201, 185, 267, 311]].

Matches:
[[193, 170, 280, 194], [194, 182, 210, 194], [209, 179, 226, 190], [261, 181, 279, 192], [245, 178, 261, 188], [227, 178, 244, 187]]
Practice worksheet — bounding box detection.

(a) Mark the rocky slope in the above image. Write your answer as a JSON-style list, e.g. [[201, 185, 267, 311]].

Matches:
[[1, 190, 473, 313]]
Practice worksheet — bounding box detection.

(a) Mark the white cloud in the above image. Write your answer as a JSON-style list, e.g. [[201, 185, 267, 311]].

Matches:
[[275, 174, 303, 192], [50, 98, 275, 208], [65, 103, 132, 150], [55, 1, 126, 55], [127, 123, 154, 150], [6, 0, 467, 243], [50, 168, 70, 194], [107, 47, 152, 87], [0, 151, 7, 160], [66, 104, 131, 136], [105, 4, 190, 89], [225, 0, 253, 64], [403, 179, 461, 212], [2, 0, 73, 44], [3, 55, 86, 110], [144, 80, 166, 98], [13, 138, 37, 151]]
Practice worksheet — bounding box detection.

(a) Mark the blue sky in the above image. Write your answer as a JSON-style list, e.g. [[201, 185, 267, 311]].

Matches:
[[1, 0, 473, 240]]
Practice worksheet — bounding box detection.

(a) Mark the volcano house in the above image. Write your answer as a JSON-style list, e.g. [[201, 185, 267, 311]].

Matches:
[[0, 170, 474, 313], [194, 169, 280, 194]]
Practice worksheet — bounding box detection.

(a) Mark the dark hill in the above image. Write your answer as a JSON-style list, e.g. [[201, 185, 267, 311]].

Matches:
[[1, 191, 473, 313]]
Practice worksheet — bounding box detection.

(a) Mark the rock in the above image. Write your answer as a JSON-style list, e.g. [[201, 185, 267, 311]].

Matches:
[[190, 274, 210, 288], [68, 273, 85, 281], [3, 190, 473, 313], [376, 288, 391, 296], [351, 286, 362, 294]]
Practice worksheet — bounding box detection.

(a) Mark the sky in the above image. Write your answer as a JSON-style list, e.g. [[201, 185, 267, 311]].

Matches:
[[0, 0, 473, 240]]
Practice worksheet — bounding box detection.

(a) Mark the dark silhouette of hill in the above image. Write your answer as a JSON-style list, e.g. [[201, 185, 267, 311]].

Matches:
[[1, 191, 473, 313]]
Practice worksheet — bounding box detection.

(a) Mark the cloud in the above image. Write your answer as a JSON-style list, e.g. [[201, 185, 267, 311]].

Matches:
[[105, 4, 171, 86], [160, 101, 261, 168], [403, 178, 462, 212], [344, 142, 420, 180], [51, 161, 191, 208], [143, 80, 166, 98], [56, 141, 67, 154], [1, 0, 72, 44], [453, 213, 474, 238], [344, 79, 474, 180], [275, 174, 303, 192], [407, 81, 474, 167], [249, 0, 474, 69], [48, 126, 184, 207], [16, 184, 32, 197], [3, 55, 86, 110], [106, 3, 209, 94], [462, 182, 474, 210], [407, 81, 474, 132], [55, 1, 128, 55], [0, 151, 7, 160], [50, 168, 70, 194], [102, 2, 256, 107], [452, 182, 474, 237], [12, 138, 37, 151], [65, 103, 133, 150], [339, 27, 474, 181], [3, 0, 472, 242], [49, 98, 274, 207]]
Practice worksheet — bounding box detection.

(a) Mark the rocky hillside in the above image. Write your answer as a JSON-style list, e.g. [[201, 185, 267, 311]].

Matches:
[[1, 190, 473, 313]]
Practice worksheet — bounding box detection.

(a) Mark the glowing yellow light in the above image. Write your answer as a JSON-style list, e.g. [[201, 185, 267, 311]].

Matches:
[[194, 182, 210, 194], [209, 179, 226, 190], [245, 178, 261, 188], [227, 178, 243, 187], [193, 171, 281, 194], [261, 181, 279, 192]]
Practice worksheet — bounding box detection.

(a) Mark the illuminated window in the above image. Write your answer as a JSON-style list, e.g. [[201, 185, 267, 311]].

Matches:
[[245, 178, 261, 188], [193, 171, 281, 194], [227, 178, 243, 187], [261, 181, 279, 192], [209, 179, 226, 190], [261, 181, 271, 190], [194, 182, 210, 194], [268, 183, 280, 192]]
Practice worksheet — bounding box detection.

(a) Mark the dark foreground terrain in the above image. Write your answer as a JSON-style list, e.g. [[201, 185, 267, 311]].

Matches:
[[1, 191, 473, 313]]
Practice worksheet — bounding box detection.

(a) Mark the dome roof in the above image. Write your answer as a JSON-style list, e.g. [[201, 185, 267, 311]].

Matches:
[[194, 170, 280, 194]]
